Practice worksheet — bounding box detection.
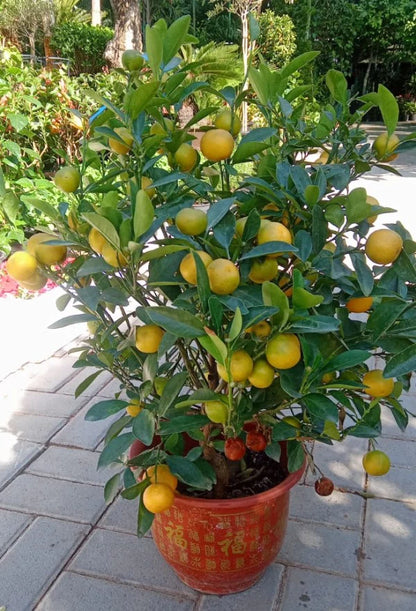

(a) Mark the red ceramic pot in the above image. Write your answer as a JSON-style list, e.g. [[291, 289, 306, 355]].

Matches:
[[151, 461, 305, 595]]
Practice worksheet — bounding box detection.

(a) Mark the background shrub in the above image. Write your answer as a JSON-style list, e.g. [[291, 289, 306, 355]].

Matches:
[[51, 23, 114, 75]]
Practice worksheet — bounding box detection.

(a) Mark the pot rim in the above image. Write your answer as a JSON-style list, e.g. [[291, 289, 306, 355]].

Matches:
[[171, 460, 305, 510]]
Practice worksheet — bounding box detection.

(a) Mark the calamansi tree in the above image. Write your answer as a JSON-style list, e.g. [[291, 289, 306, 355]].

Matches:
[[7, 15, 416, 533]]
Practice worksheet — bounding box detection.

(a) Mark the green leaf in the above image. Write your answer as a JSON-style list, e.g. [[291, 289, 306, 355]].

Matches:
[[325, 69, 347, 104], [56, 293, 71, 312], [265, 442, 281, 462], [240, 242, 297, 260], [137, 495, 154, 537], [98, 433, 135, 469], [7, 112, 29, 132], [233, 141, 269, 164], [350, 253, 374, 296], [293, 287, 324, 309], [378, 84, 399, 136], [2, 191, 20, 223], [176, 389, 220, 408], [146, 23, 163, 77], [132, 409, 155, 446], [279, 51, 319, 80], [384, 345, 416, 378], [287, 440, 305, 472], [163, 15, 191, 65], [206, 197, 235, 230], [158, 372, 189, 415], [48, 313, 96, 329], [85, 399, 128, 421], [198, 330, 227, 365], [21, 196, 59, 221], [262, 281, 289, 329], [104, 473, 121, 504], [101, 287, 129, 306], [75, 370, 102, 399], [290, 315, 340, 333], [134, 189, 154, 240], [323, 350, 370, 373], [125, 81, 160, 119], [76, 257, 113, 277], [193, 251, 211, 312], [166, 455, 213, 489], [159, 414, 209, 434], [367, 300, 408, 342], [83, 212, 120, 249], [145, 306, 204, 338], [229, 307, 242, 341], [121, 480, 148, 500], [303, 394, 338, 422], [346, 188, 371, 224]]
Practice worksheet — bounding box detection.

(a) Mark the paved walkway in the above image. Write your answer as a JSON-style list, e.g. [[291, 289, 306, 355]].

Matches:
[[0, 125, 415, 610]]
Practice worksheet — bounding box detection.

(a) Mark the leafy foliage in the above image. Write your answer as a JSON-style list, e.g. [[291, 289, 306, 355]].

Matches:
[[51, 23, 114, 75]]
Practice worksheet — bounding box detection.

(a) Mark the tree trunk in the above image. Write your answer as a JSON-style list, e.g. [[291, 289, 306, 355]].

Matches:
[[144, 0, 151, 26], [104, 0, 142, 68], [91, 0, 102, 26]]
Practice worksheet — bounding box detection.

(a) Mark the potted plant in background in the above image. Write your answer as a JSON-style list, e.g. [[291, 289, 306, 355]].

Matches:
[[5, 15, 416, 595]]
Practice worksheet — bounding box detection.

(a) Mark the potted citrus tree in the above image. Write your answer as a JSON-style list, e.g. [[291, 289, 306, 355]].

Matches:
[[6, 16, 416, 595]]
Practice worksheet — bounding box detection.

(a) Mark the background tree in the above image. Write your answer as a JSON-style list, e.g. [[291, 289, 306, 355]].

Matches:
[[257, 9, 296, 68], [91, 0, 101, 26], [104, 0, 142, 67]]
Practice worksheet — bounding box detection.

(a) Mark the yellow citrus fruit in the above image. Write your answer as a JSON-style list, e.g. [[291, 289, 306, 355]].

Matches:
[[373, 132, 400, 161], [257, 221, 292, 258], [248, 359, 275, 388], [6, 251, 38, 281], [121, 49, 144, 71], [126, 400, 142, 417], [207, 258, 240, 295], [365, 229, 403, 265], [88, 228, 107, 254], [278, 275, 293, 297], [18, 270, 47, 291], [200, 128, 235, 162], [204, 400, 228, 424], [142, 482, 175, 513], [322, 372, 336, 384], [175, 208, 207, 236], [366, 195, 379, 224], [54, 166, 80, 193], [27, 233, 67, 265], [101, 243, 127, 268], [346, 296, 373, 313], [250, 321, 271, 338], [109, 127, 134, 155], [362, 450, 390, 476], [266, 334, 301, 370], [150, 118, 174, 136], [235, 217, 248, 238], [174, 143, 197, 172], [146, 465, 178, 490], [362, 369, 394, 398], [248, 258, 278, 283], [179, 251, 213, 285], [141, 176, 156, 198], [135, 325, 165, 353], [217, 350, 254, 383], [214, 109, 241, 136]]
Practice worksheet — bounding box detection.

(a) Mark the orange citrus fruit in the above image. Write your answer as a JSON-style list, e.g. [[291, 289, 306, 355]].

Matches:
[[362, 369, 394, 398], [27, 233, 67, 265], [207, 258, 240, 295], [179, 251, 213, 284], [18, 270, 48, 291], [373, 132, 400, 161], [135, 325, 165, 353], [217, 350, 254, 382], [266, 334, 301, 369], [200, 128, 235, 162], [365, 229, 403, 265], [249, 258, 278, 283], [174, 143, 197, 172], [214, 109, 241, 136], [101, 243, 127, 268], [109, 127, 133, 155], [248, 359, 275, 388], [142, 483, 175, 513], [88, 228, 107, 254], [141, 176, 156, 198], [54, 166, 80, 193], [145, 465, 178, 490], [6, 251, 38, 281], [257, 221, 292, 258], [204, 400, 228, 423], [175, 208, 207, 236], [362, 450, 390, 476], [250, 321, 271, 338], [346, 296, 373, 313], [126, 400, 142, 417]]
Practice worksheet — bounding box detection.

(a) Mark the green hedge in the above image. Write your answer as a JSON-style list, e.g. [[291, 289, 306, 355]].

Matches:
[[51, 23, 114, 75]]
